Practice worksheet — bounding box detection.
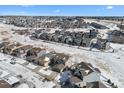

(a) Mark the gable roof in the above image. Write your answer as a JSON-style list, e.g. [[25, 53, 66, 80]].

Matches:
[[72, 62, 94, 76], [0, 80, 11, 88], [86, 81, 107, 88], [69, 76, 82, 84]]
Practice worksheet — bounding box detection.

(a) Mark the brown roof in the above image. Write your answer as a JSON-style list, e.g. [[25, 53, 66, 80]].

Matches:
[[5, 43, 22, 50], [37, 56, 49, 63], [77, 62, 94, 74], [56, 64, 65, 69], [71, 62, 94, 75], [52, 52, 69, 62], [70, 76, 82, 84], [20, 45, 33, 50], [86, 81, 107, 88], [52, 64, 65, 72], [31, 47, 46, 53], [0, 80, 11, 88]]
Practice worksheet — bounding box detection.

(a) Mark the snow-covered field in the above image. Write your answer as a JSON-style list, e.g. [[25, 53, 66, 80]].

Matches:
[[0, 21, 124, 87]]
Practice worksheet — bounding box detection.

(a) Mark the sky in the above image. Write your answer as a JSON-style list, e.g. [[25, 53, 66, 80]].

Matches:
[[0, 5, 124, 16]]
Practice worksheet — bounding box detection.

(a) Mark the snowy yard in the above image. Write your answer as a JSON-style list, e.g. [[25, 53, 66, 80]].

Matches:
[[0, 53, 55, 88]]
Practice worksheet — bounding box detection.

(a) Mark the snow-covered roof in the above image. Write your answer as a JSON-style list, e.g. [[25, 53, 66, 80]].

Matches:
[[6, 76, 20, 85], [39, 69, 52, 76], [26, 63, 37, 70]]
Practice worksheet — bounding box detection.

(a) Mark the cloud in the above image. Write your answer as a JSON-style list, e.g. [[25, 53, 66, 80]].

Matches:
[[106, 6, 113, 9], [55, 9, 60, 13]]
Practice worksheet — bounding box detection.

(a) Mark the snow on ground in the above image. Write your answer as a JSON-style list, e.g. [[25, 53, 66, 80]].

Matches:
[[10, 33, 124, 87], [84, 19, 120, 30], [0, 53, 55, 88], [16, 58, 27, 65], [0, 23, 124, 87], [18, 83, 29, 88], [8, 28, 124, 87], [0, 23, 27, 30], [0, 69, 10, 78]]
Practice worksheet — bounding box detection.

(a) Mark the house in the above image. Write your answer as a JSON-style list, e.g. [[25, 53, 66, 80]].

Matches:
[[52, 63, 65, 73], [65, 36, 73, 45], [69, 76, 86, 88], [52, 52, 69, 62], [39, 33, 48, 40], [31, 47, 48, 57], [26, 48, 37, 57], [67, 62, 101, 88], [20, 45, 33, 52], [108, 30, 124, 44], [26, 52, 51, 67], [47, 33, 54, 41], [26, 47, 48, 58], [2, 42, 22, 55], [83, 71, 100, 83], [0, 41, 10, 52], [37, 56, 50, 67], [86, 81, 107, 88], [26, 56, 39, 64], [72, 62, 101, 76], [49, 52, 69, 72], [4, 76, 20, 87], [75, 32, 84, 38], [11, 45, 33, 58], [15, 45, 33, 54], [97, 38, 109, 50], [90, 22, 108, 29], [81, 38, 91, 47], [25, 51, 51, 66], [36, 52, 54, 66], [73, 37, 82, 46], [0, 80, 11, 88], [46, 52, 69, 73]]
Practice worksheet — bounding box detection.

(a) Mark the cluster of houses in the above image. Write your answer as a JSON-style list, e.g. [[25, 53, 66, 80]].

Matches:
[[0, 41, 69, 87], [31, 29, 109, 50], [4, 16, 109, 29], [4, 16, 85, 28], [0, 41, 117, 88], [0, 41, 69, 69], [59, 62, 117, 88]]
